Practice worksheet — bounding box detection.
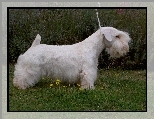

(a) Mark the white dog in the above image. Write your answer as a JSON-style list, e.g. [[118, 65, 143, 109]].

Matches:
[[13, 27, 131, 89]]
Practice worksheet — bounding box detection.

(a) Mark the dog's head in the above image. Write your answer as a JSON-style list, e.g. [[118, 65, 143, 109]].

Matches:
[[101, 27, 131, 58]]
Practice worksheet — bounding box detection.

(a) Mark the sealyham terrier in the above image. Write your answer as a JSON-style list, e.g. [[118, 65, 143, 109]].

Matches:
[[13, 27, 131, 89]]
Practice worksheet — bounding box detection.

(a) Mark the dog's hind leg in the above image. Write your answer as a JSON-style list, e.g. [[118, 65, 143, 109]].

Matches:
[[13, 63, 41, 89]]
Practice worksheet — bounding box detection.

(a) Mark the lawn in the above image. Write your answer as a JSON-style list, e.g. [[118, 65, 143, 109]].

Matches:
[[8, 64, 146, 111]]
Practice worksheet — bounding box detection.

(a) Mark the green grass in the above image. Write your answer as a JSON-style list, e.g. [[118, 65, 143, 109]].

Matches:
[[9, 64, 146, 111]]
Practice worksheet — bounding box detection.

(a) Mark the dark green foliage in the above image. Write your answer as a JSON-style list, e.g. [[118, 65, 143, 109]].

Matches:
[[8, 9, 146, 69]]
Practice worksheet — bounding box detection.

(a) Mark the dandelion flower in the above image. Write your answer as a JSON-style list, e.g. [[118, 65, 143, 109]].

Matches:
[[56, 79, 61, 82], [56, 79, 61, 85], [50, 84, 53, 87], [56, 82, 60, 85], [77, 84, 80, 87]]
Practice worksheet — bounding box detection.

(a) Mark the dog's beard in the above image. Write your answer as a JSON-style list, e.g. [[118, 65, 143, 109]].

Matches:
[[106, 40, 129, 58]]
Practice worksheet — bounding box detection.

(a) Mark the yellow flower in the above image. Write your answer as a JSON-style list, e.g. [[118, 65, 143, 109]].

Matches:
[[79, 88, 83, 90], [56, 82, 60, 85], [56, 79, 61, 82], [100, 87, 104, 90], [56, 79, 61, 85], [50, 84, 53, 87], [77, 84, 80, 87], [63, 86, 67, 88]]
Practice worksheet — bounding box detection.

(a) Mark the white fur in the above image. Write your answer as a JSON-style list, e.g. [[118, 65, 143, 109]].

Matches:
[[13, 27, 131, 89]]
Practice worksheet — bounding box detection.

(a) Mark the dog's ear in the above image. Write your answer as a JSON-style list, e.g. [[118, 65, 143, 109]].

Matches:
[[102, 31, 113, 42], [103, 35, 112, 48], [101, 27, 119, 42]]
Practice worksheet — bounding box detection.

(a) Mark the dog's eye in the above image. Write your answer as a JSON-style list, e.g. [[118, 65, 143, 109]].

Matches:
[[116, 35, 120, 38]]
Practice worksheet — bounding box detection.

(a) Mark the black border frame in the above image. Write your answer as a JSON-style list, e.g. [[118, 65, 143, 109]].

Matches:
[[7, 7, 147, 112]]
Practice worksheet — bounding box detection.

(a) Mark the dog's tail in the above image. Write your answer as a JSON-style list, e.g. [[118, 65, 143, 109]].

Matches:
[[31, 34, 41, 47]]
